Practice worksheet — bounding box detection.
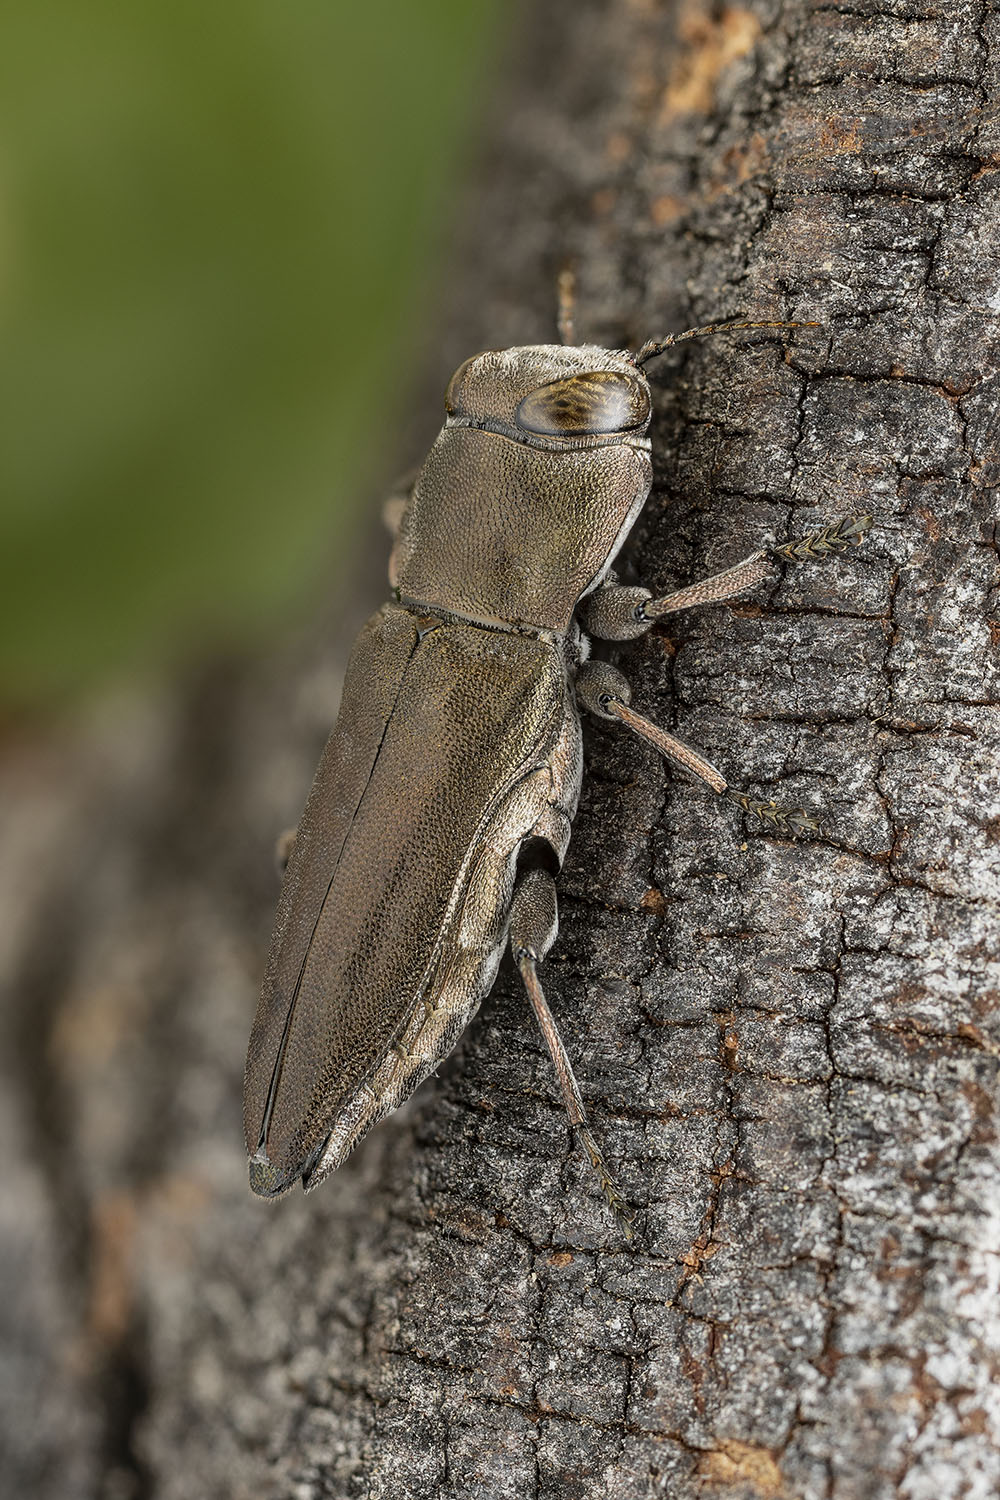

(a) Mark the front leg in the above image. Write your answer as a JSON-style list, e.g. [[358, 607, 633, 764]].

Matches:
[[580, 513, 872, 640]]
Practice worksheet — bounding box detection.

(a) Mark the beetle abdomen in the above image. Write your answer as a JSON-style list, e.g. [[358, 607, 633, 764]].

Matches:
[[243, 602, 579, 1194]]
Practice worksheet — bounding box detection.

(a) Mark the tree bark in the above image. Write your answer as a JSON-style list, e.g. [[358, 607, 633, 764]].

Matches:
[[3, 2, 999, 1497]]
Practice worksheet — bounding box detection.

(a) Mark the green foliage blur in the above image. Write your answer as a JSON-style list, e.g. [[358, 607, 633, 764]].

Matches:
[[0, 1, 501, 705]]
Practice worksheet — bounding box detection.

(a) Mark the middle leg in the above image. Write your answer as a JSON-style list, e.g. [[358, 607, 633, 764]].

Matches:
[[576, 660, 822, 836]]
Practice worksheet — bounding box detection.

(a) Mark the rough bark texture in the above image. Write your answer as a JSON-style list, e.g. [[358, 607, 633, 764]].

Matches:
[[3, 2, 999, 1497]]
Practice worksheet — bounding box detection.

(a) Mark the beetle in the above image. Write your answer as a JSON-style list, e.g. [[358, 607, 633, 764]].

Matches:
[[243, 296, 870, 1238]]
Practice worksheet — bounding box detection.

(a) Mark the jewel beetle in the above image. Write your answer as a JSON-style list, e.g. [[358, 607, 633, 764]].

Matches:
[[243, 302, 870, 1237]]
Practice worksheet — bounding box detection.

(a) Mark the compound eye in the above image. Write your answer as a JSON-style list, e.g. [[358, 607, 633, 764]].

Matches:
[[516, 370, 651, 436]]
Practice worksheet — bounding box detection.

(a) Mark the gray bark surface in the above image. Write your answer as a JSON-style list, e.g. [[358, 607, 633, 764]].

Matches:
[[3, 2, 999, 1497]]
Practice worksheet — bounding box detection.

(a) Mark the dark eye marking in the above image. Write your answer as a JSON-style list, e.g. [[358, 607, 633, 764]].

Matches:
[[516, 370, 651, 437]]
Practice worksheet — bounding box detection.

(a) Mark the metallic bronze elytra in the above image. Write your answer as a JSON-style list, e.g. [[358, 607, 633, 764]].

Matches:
[[243, 302, 871, 1239]]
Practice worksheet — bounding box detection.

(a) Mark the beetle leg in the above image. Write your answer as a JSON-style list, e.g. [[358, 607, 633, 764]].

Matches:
[[382, 465, 420, 537], [769, 511, 873, 563], [581, 513, 873, 641], [274, 828, 297, 878], [383, 467, 420, 589], [581, 553, 772, 640], [576, 661, 822, 837], [509, 867, 634, 1241]]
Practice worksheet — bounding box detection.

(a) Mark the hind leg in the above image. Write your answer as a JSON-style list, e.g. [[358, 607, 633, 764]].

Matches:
[[509, 866, 634, 1240]]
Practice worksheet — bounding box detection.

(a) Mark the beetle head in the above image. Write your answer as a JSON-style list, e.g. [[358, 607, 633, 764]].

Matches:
[[395, 343, 655, 634]]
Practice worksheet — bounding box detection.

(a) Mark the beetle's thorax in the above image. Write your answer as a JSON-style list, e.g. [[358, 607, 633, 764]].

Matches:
[[394, 345, 653, 635]]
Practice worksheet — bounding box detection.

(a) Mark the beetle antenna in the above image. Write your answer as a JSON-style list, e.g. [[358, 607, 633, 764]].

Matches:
[[556, 265, 577, 346], [634, 318, 820, 366]]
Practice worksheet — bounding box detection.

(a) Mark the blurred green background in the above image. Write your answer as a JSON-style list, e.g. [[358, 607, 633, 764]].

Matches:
[[0, 0, 502, 706]]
